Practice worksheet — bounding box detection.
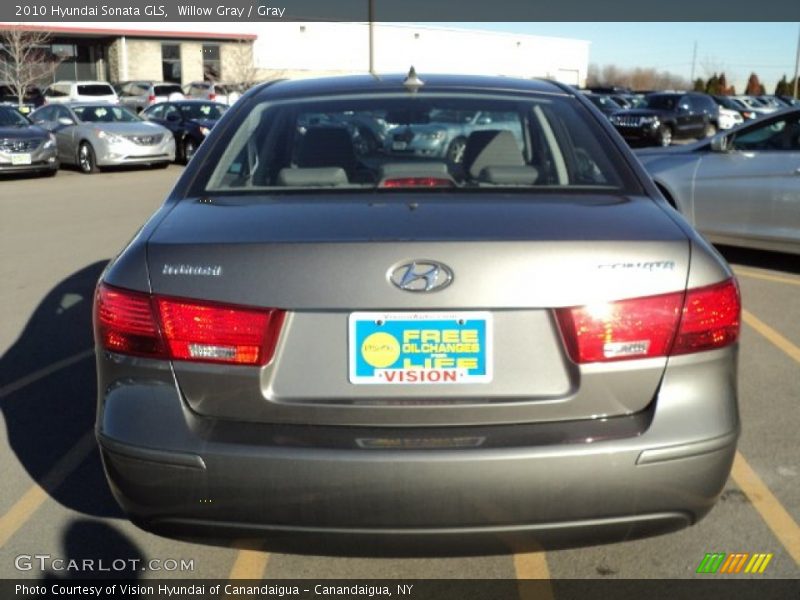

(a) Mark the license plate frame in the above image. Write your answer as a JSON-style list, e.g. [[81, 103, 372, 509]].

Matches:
[[348, 311, 493, 385]]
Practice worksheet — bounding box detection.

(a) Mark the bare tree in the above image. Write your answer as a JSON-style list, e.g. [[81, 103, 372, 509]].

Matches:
[[223, 40, 261, 87], [0, 26, 62, 108], [587, 63, 690, 92]]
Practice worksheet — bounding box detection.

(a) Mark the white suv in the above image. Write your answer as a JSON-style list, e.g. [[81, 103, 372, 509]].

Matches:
[[43, 81, 118, 105]]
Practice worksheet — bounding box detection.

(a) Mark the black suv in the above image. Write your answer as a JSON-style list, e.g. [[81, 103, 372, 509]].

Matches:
[[609, 92, 719, 146]]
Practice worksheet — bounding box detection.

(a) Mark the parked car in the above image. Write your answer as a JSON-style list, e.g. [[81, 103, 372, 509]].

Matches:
[[384, 108, 523, 162], [713, 95, 760, 121], [717, 106, 744, 130], [0, 105, 58, 176], [183, 81, 245, 105], [0, 83, 45, 115], [637, 107, 800, 255], [29, 102, 174, 173], [117, 81, 185, 113], [730, 95, 777, 117], [93, 73, 741, 551], [583, 93, 625, 116], [609, 92, 717, 147], [43, 81, 118, 105], [141, 100, 227, 163]]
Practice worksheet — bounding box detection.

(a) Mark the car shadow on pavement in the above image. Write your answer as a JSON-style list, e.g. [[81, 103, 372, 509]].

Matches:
[[0, 260, 121, 519], [716, 245, 800, 275], [35, 520, 148, 583]]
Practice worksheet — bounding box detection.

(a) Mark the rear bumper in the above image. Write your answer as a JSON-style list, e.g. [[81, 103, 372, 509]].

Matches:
[[96, 346, 738, 551], [98, 430, 735, 551]]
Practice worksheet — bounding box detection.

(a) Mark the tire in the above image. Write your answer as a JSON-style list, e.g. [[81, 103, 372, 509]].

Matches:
[[656, 125, 673, 147], [446, 137, 467, 163], [77, 142, 99, 174], [182, 137, 197, 164], [702, 122, 717, 139]]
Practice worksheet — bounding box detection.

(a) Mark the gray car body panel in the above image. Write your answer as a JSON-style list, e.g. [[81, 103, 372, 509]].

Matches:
[[95, 74, 739, 549], [637, 107, 800, 254]]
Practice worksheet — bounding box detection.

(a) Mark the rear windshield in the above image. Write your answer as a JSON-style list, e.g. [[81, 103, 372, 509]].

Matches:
[[77, 84, 115, 96], [200, 93, 638, 193], [73, 105, 139, 123], [154, 84, 184, 96], [179, 102, 226, 120]]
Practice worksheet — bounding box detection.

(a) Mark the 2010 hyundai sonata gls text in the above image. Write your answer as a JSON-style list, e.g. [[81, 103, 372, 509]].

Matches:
[[93, 74, 741, 552]]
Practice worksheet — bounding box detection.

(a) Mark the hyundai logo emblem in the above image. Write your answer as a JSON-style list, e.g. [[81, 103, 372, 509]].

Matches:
[[389, 260, 453, 292]]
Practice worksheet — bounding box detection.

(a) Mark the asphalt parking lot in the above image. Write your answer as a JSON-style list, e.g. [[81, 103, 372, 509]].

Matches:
[[0, 167, 798, 587]]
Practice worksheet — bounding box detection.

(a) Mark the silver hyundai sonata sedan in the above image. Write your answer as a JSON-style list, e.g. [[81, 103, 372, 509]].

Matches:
[[30, 102, 174, 173], [93, 74, 741, 552]]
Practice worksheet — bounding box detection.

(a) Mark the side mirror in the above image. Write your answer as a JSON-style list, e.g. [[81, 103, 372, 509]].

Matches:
[[710, 135, 730, 152], [57, 117, 74, 126]]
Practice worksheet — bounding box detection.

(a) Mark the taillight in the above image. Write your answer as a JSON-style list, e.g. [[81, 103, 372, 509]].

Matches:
[[671, 279, 740, 355], [147, 94, 156, 103], [94, 283, 285, 366], [555, 278, 740, 364], [95, 285, 166, 358], [380, 177, 454, 188], [208, 92, 216, 101]]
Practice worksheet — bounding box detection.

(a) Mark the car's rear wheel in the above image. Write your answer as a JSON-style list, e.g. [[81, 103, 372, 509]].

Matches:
[[446, 136, 467, 163], [78, 142, 99, 174], [656, 125, 673, 147], [182, 137, 197, 164]]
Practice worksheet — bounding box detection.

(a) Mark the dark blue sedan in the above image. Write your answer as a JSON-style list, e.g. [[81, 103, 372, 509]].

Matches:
[[141, 100, 227, 163]]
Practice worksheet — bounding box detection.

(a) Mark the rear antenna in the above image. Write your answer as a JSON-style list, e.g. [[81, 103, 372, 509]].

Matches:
[[403, 66, 424, 93]]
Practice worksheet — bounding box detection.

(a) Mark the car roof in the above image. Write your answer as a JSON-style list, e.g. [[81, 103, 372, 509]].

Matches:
[[52, 80, 115, 86], [247, 74, 571, 101]]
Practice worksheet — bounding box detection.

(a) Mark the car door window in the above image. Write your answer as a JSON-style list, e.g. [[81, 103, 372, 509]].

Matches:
[[163, 105, 180, 121], [147, 104, 165, 119], [732, 116, 800, 151], [33, 106, 55, 123]]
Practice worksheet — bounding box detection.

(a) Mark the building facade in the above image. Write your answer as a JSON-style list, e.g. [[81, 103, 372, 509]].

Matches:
[[1, 22, 589, 86]]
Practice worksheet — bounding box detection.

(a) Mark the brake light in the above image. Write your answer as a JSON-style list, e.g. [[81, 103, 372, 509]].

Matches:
[[95, 285, 166, 358], [671, 279, 740, 355], [555, 278, 740, 363], [147, 94, 156, 103], [94, 283, 285, 366], [380, 177, 454, 188], [208, 92, 216, 101]]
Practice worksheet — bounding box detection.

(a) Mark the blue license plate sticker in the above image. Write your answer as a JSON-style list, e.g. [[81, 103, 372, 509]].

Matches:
[[348, 312, 492, 384]]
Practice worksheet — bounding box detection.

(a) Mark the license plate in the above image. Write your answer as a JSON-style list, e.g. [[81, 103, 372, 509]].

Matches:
[[391, 141, 408, 150], [11, 153, 32, 165], [349, 312, 492, 384]]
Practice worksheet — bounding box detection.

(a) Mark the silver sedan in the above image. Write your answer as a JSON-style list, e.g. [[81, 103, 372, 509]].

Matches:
[[637, 107, 800, 255], [29, 102, 174, 173]]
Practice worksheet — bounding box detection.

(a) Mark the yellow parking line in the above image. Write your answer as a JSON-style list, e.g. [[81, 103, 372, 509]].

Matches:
[[0, 430, 96, 547], [731, 452, 800, 566], [736, 309, 800, 566], [514, 551, 553, 600], [227, 540, 270, 580], [0, 349, 94, 400], [734, 267, 800, 287], [743, 310, 800, 364]]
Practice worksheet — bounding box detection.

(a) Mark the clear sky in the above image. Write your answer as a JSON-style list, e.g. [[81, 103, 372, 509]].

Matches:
[[437, 22, 800, 93]]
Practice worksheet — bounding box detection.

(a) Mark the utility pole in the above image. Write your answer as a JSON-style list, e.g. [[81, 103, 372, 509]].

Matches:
[[368, 0, 375, 76], [690, 40, 698, 83], [793, 23, 800, 99]]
